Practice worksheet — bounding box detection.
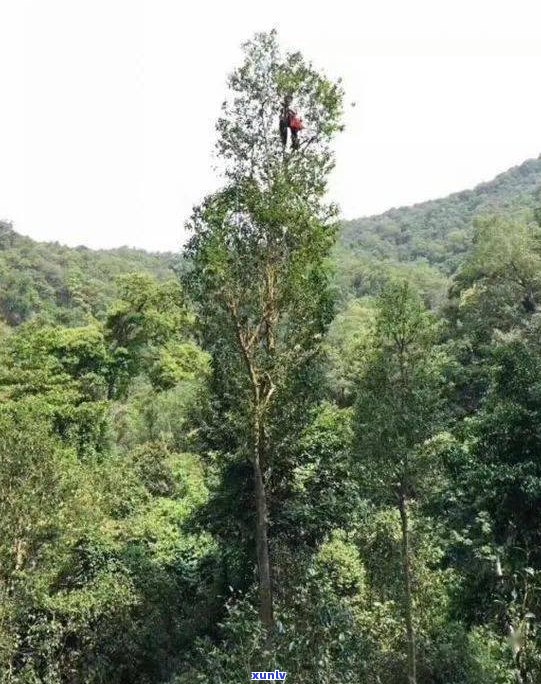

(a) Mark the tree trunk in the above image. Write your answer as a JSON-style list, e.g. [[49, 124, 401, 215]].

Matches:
[[398, 491, 417, 684], [253, 410, 274, 631], [228, 300, 275, 631]]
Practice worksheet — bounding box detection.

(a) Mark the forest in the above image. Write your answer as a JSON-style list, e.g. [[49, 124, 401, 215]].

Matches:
[[2, 30, 541, 684]]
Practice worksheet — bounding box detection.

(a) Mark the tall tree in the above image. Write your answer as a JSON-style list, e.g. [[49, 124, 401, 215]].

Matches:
[[354, 282, 447, 684], [184, 30, 343, 630], [443, 219, 541, 681]]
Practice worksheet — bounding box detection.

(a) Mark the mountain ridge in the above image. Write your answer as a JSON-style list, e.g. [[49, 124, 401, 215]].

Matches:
[[0, 221, 178, 326], [2, 154, 541, 324], [340, 154, 541, 274]]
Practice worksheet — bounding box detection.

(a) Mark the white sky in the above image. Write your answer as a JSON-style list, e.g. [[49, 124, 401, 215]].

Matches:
[[1, 0, 541, 252]]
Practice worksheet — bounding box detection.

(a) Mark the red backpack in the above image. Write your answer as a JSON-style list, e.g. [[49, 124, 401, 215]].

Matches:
[[289, 114, 304, 132]]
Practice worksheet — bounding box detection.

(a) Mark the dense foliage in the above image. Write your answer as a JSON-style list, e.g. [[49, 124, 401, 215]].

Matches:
[[2, 30, 541, 684], [341, 156, 541, 273], [335, 156, 541, 308], [0, 222, 177, 326]]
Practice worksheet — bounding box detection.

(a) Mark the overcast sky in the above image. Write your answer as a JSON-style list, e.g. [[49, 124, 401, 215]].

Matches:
[[1, 0, 541, 252]]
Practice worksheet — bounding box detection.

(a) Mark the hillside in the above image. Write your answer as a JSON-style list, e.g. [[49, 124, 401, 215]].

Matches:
[[0, 222, 177, 325], [340, 155, 541, 275], [2, 156, 541, 326]]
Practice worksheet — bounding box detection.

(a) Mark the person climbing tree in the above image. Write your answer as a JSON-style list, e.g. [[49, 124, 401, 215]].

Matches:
[[185, 30, 344, 635], [279, 94, 303, 150]]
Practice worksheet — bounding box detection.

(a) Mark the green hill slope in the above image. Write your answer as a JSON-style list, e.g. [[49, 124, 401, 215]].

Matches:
[[0, 222, 176, 326], [3, 156, 540, 324], [340, 155, 541, 275]]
